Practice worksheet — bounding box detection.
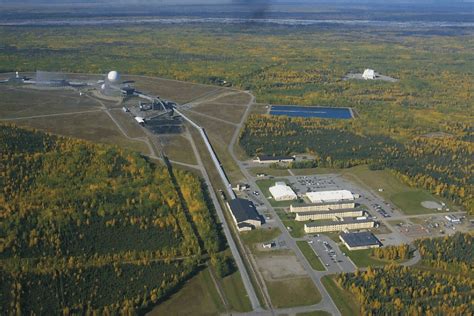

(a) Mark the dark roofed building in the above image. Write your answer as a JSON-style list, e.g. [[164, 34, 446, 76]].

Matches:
[[339, 231, 382, 250], [227, 198, 262, 232], [254, 155, 295, 164]]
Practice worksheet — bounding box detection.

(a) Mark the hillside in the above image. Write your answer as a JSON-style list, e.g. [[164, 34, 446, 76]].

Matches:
[[0, 125, 220, 314]]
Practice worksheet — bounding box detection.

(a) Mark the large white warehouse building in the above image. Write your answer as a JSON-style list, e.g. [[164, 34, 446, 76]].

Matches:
[[306, 190, 355, 204], [269, 182, 297, 201]]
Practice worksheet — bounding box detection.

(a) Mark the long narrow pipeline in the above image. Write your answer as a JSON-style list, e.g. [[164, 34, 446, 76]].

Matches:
[[174, 108, 236, 200]]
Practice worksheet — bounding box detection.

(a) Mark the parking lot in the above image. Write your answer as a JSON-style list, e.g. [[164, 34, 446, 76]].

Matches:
[[307, 234, 356, 273]]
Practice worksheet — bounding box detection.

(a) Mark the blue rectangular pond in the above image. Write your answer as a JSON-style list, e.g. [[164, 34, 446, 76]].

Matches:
[[270, 105, 353, 119]]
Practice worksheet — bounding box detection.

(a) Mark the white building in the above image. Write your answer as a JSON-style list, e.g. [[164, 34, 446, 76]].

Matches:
[[445, 215, 461, 224], [269, 182, 297, 201], [362, 69, 376, 80], [305, 190, 354, 204]]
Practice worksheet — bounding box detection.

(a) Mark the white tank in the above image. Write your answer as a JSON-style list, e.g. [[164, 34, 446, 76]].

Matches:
[[107, 71, 120, 83]]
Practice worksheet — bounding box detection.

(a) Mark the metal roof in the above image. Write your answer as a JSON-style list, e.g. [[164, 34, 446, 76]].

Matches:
[[229, 198, 261, 223], [306, 190, 354, 203], [340, 231, 382, 247]]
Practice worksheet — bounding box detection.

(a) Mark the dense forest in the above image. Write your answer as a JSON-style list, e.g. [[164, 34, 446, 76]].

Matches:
[[240, 115, 473, 212], [338, 233, 474, 315], [0, 125, 222, 314], [415, 232, 473, 273]]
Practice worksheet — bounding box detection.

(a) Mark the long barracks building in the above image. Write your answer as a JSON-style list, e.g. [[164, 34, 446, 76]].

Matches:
[[290, 201, 356, 213], [304, 218, 375, 233], [295, 209, 364, 221]]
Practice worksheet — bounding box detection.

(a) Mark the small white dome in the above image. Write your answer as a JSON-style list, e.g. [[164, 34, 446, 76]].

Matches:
[[107, 71, 120, 83]]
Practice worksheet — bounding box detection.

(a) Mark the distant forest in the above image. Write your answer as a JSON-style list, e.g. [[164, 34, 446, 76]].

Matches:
[[0, 125, 224, 314], [0, 23, 472, 212]]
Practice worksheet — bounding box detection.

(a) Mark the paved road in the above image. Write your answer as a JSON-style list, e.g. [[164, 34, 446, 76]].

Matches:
[[227, 93, 342, 316], [176, 96, 262, 311]]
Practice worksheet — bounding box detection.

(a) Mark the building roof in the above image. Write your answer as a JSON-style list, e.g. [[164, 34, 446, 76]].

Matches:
[[269, 183, 297, 200], [229, 198, 261, 223], [291, 200, 356, 208], [296, 209, 363, 217], [340, 232, 382, 248], [257, 155, 295, 161], [306, 190, 354, 204], [305, 218, 374, 227], [363, 69, 375, 79]]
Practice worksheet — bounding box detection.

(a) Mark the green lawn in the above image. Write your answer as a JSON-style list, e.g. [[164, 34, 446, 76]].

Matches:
[[339, 245, 390, 268], [321, 275, 360, 316], [266, 278, 321, 308], [249, 167, 290, 177], [241, 227, 281, 245], [296, 241, 326, 271], [149, 268, 225, 316], [255, 178, 306, 207], [339, 165, 454, 215], [275, 209, 306, 238], [221, 271, 253, 312]]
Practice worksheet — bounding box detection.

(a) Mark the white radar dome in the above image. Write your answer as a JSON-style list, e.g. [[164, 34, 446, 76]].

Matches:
[[107, 71, 120, 83]]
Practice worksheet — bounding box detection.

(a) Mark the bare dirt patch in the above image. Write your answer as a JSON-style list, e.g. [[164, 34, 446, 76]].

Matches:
[[255, 251, 307, 281], [421, 201, 442, 209]]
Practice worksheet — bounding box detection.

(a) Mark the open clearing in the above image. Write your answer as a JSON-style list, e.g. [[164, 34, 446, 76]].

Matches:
[[191, 102, 247, 124], [266, 278, 322, 308], [334, 165, 453, 215], [149, 268, 224, 316], [122, 75, 220, 104], [0, 85, 100, 118], [7, 111, 149, 153], [160, 134, 197, 165], [255, 250, 306, 281], [421, 201, 442, 209]]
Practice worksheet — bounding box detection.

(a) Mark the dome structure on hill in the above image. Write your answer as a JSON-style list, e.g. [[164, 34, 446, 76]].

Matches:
[[107, 71, 120, 83]]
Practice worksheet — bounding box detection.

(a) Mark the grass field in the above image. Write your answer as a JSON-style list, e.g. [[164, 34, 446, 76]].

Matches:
[[241, 227, 281, 245], [0, 85, 100, 118], [248, 167, 291, 177], [275, 210, 306, 238], [337, 165, 453, 215], [192, 101, 247, 124], [321, 275, 360, 316], [296, 241, 325, 271], [338, 245, 390, 268], [8, 111, 150, 153], [122, 75, 220, 105], [108, 108, 147, 139], [149, 268, 225, 316], [266, 278, 321, 308], [221, 271, 253, 312], [160, 134, 197, 165]]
